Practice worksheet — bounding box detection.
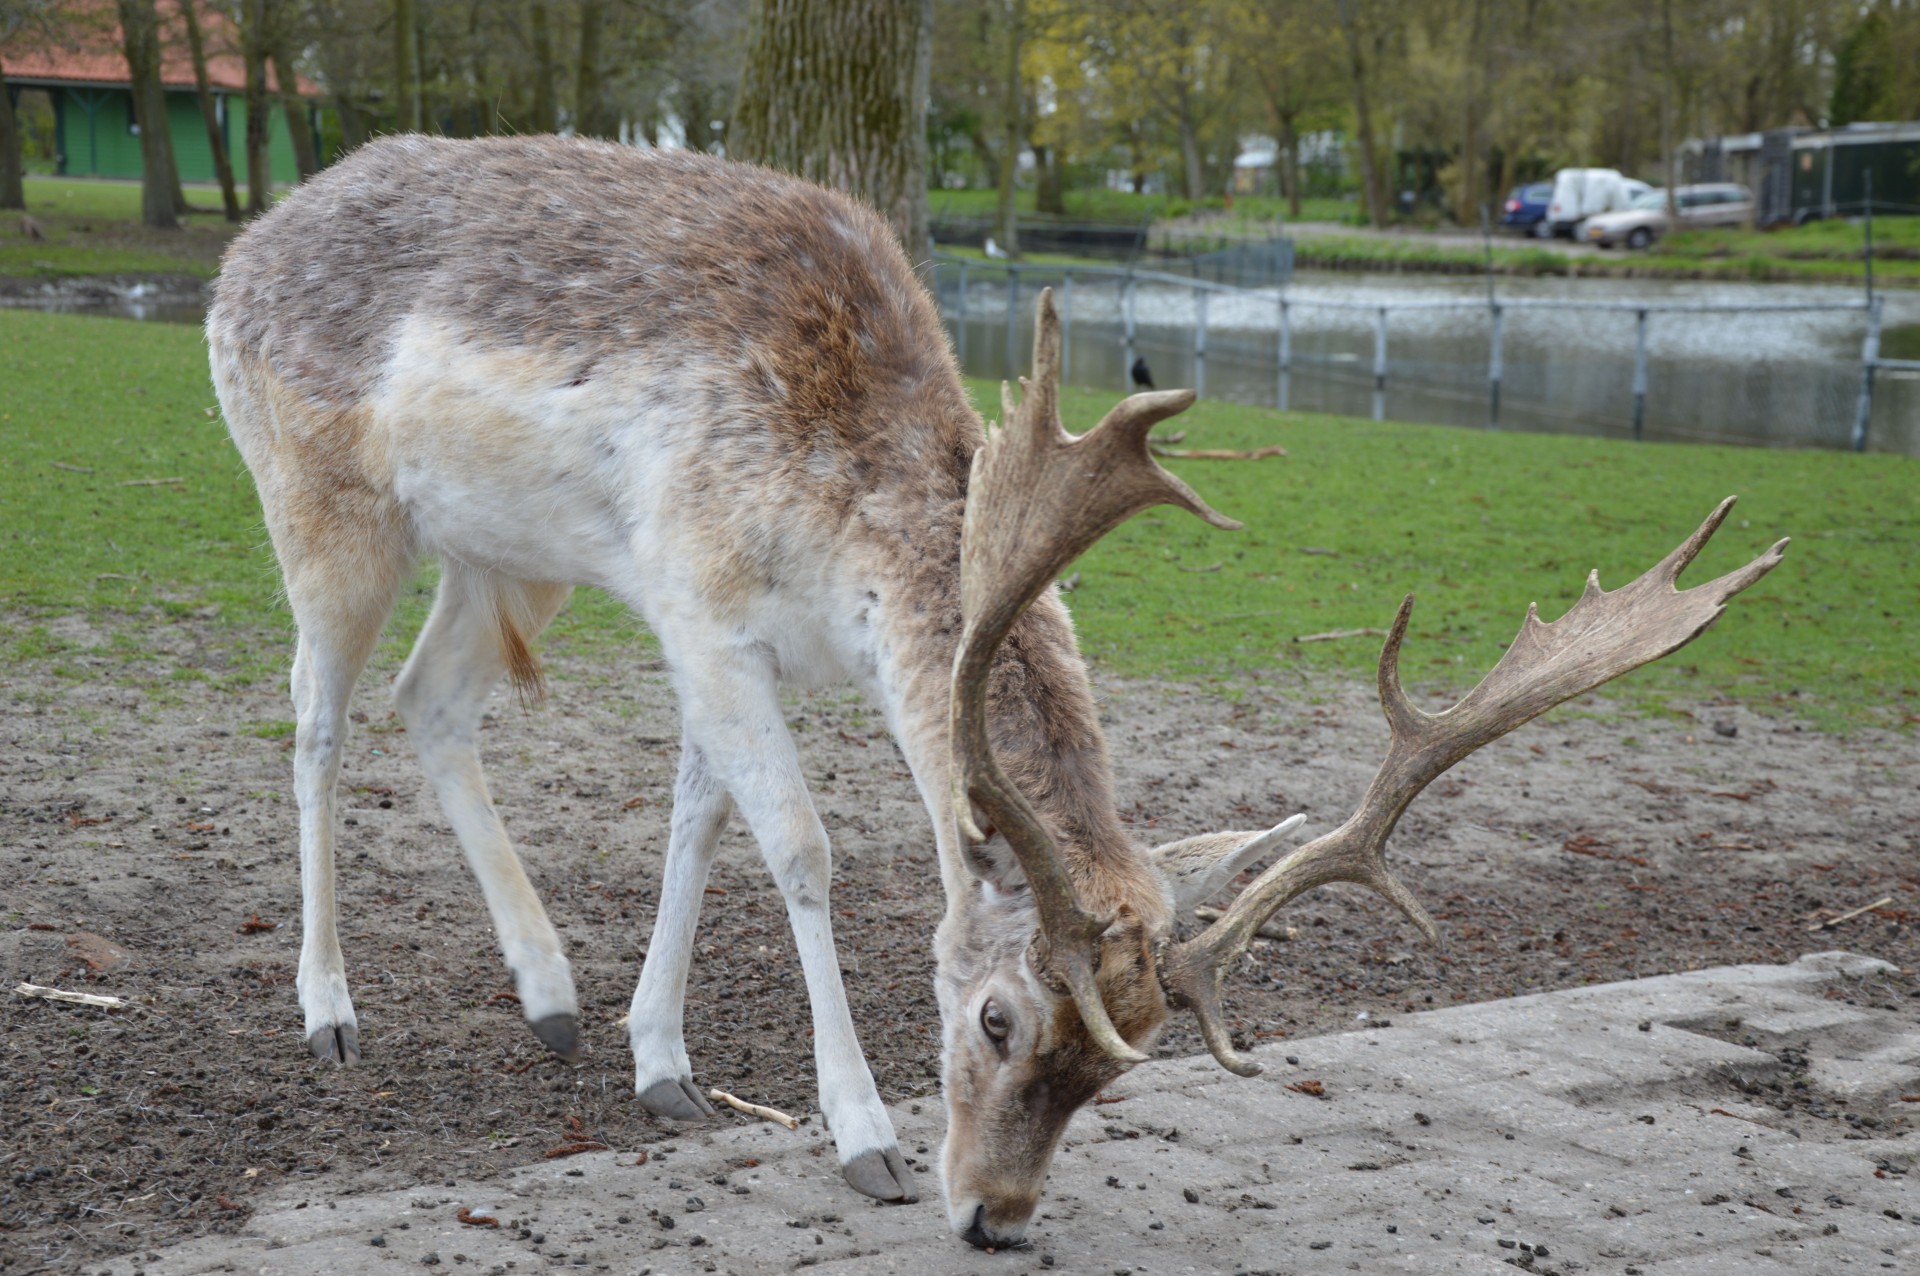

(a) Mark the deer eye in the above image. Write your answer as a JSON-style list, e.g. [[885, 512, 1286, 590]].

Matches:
[[980, 999, 1011, 1041]]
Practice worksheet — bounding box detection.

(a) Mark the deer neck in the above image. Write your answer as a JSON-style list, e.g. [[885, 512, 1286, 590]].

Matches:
[[862, 479, 1167, 926]]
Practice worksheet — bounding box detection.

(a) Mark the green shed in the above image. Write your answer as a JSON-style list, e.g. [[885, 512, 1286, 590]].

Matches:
[[3, 4, 318, 189]]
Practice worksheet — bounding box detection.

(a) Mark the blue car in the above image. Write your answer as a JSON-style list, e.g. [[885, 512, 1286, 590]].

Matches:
[[1500, 182, 1553, 236]]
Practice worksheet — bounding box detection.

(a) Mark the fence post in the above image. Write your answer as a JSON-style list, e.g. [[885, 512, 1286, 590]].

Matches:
[[1005, 263, 1020, 375], [1487, 303, 1503, 429], [1194, 288, 1209, 399], [1854, 294, 1883, 452], [1123, 272, 1138, 392], [1372, 306, 1388, 422], [1277, 296, 1292, 411], [1061, 271, 1074, 386], [1631, 308, 1649, 441], [955, 260, 968, 367]]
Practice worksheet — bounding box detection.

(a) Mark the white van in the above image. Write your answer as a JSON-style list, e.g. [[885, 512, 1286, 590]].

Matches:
[[1546, 168, 1652, 237]]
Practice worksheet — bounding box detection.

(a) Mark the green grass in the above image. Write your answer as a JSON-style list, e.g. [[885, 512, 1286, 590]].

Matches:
[[976, 377, 1916, 732], [2, 309, 1911, 731], [1290, 219, 1920, 285], [1, 175, 249, 278]]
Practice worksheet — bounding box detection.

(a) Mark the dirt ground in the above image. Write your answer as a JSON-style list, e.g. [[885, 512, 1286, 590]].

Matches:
[[3, 612, 1916, 1272]]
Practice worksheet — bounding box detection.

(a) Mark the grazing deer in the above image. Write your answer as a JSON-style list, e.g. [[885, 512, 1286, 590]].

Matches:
[[210, 135, 1786, 1248]]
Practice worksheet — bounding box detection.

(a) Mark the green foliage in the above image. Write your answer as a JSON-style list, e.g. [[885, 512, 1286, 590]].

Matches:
[[2, 310, 1910, 731], [931, 186, 1351, 227]]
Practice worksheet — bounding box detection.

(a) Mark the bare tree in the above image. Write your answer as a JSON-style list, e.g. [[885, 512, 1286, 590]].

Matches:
[[731, 0, 933, 263], [181, 0, 242, 219], [116, 0, 185, 226]]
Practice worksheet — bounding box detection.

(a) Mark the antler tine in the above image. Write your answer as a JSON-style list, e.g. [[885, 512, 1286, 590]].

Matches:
[[1162, 498, 1788, 1076], [952, 288, 1238, 1064]]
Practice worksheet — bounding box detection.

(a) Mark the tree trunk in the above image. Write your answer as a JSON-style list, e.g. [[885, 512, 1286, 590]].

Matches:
[[243, 0, 272, 212], [731, 0, 934, 266], [530, 0, 557, 133], [1279, 113, 1300, 218], [1175, 79, 1202, 200], [181, 0, 242, 219], [994, 0, 1022, 255], [1660, 0, 1678, 219], [0, 76, 25, 211], [1034, 142, 1063, 215], [271, 42, 319, 178], [117, 0, 181, 228], [394, 0, 418, 132], [1335, 0, 1386, 227], [575, 0, 606, 137]]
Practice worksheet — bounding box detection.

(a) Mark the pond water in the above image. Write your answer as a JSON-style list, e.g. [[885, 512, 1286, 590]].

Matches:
[[941, 268, 1920, 455], [8, 270, 1916, 454]]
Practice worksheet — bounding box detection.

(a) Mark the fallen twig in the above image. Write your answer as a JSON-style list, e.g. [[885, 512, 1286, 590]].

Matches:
[[1176, 561, 1224, 573], [50, 461, 94, 474], [1293, 627, 1388, 644], [116, 477, 186, 487], [14, 982, 127, 1010], [542, 1140, 609, 1158], [1296, 546, 1340, 556], [237, 915, 278, 934], [1808, 896, 1895, 933], [1150, 444, 1287, 461], [708, 1088, 800, 1130], [1286, 1079, 1327, 1098]]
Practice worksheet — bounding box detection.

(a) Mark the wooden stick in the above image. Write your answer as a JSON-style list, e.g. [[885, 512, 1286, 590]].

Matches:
[[1808, 895, 1895, 933], [1293, 627, 1390, 643], [116, 477, 186, 487], [1150, 444, 1286, 461], [50, 461, 94, 474], [708, 1088, 800, 1130], [14, 982, 128, 1009]]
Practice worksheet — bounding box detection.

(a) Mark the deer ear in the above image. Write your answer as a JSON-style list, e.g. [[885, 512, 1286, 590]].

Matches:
[[1150, 816, 1305, 912], [959, 813, 1029, 894]]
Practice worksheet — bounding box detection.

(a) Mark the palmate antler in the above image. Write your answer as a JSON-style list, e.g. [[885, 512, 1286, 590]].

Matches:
[[1158, 500, 1790, 1075], [950, 288, 1236, 1063]]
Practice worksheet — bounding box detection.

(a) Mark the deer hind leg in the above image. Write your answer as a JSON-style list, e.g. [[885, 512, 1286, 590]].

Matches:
[[662, 642, 917, 1203], [393, 563, 578, 1058], [274, 509, 414, 1066], [627, 738, 732, 1120]]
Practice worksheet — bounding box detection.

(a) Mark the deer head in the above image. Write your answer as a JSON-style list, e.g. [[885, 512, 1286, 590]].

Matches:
[[937, 289, 1787, 1247]]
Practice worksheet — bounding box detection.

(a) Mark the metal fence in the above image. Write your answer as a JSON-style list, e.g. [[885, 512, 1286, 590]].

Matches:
[[929, 252, 1911, 454]]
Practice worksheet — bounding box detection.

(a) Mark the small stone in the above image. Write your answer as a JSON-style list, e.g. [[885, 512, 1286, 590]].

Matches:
[[1385, 1225, 1397, 1234], [1533, 1245, 1549, 1257], [1638, 1021, 1652, 1032], [1414, 1112, 1431, 1126], [1497, 1238, 1517, 1249], [1285, 1056, 1300, 1066], [370, 1237, 387, 1247], [1183, 1187, 1200, 1204], [1040, 1256, 1055, 1269], [1308, 1240, 1331, 1250]]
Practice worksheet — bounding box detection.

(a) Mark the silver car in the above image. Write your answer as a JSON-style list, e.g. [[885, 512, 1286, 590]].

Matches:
[[1584, 183, 1755, 249]]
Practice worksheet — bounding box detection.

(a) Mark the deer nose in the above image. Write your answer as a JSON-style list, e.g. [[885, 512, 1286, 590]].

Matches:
[[959, 1204, 1000, 1250]]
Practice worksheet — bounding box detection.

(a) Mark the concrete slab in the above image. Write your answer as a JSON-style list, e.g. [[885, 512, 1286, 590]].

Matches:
[[132, 953, 1918, 1276]]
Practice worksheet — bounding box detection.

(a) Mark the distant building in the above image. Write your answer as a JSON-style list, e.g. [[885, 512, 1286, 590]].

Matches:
[[2, 2, 317, 186], [1683, 121, 1920, 225]]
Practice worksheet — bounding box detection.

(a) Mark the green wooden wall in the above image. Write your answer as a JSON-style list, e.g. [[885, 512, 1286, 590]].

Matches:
[[57, 86, 307, 189]]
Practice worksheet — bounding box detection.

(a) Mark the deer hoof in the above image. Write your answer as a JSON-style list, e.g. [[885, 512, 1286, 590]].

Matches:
[[532, 1013, 581, 1063], [637, 1078, 715, 1121], [307, 1023, 360, 1066], [842, 1147, 918, 1203]]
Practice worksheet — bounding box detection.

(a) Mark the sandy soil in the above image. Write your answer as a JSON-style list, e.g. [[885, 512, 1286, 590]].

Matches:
[[3, 613, 1915, 1270]]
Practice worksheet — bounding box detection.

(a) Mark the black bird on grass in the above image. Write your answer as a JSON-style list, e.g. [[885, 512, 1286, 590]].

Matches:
[[1130, 355, 1154, 390]]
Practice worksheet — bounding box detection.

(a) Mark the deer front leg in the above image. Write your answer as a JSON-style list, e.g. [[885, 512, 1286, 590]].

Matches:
[[671, 650, 917, 1203], [628, 739, 731, 1120]]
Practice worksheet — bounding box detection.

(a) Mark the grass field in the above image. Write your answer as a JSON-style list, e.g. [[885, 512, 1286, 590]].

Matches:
[[3, 309, 1913, 730], [0, 175, 249, 278]]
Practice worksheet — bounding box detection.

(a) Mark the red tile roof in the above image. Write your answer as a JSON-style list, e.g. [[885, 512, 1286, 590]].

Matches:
[[1, 1, 313, 96]]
